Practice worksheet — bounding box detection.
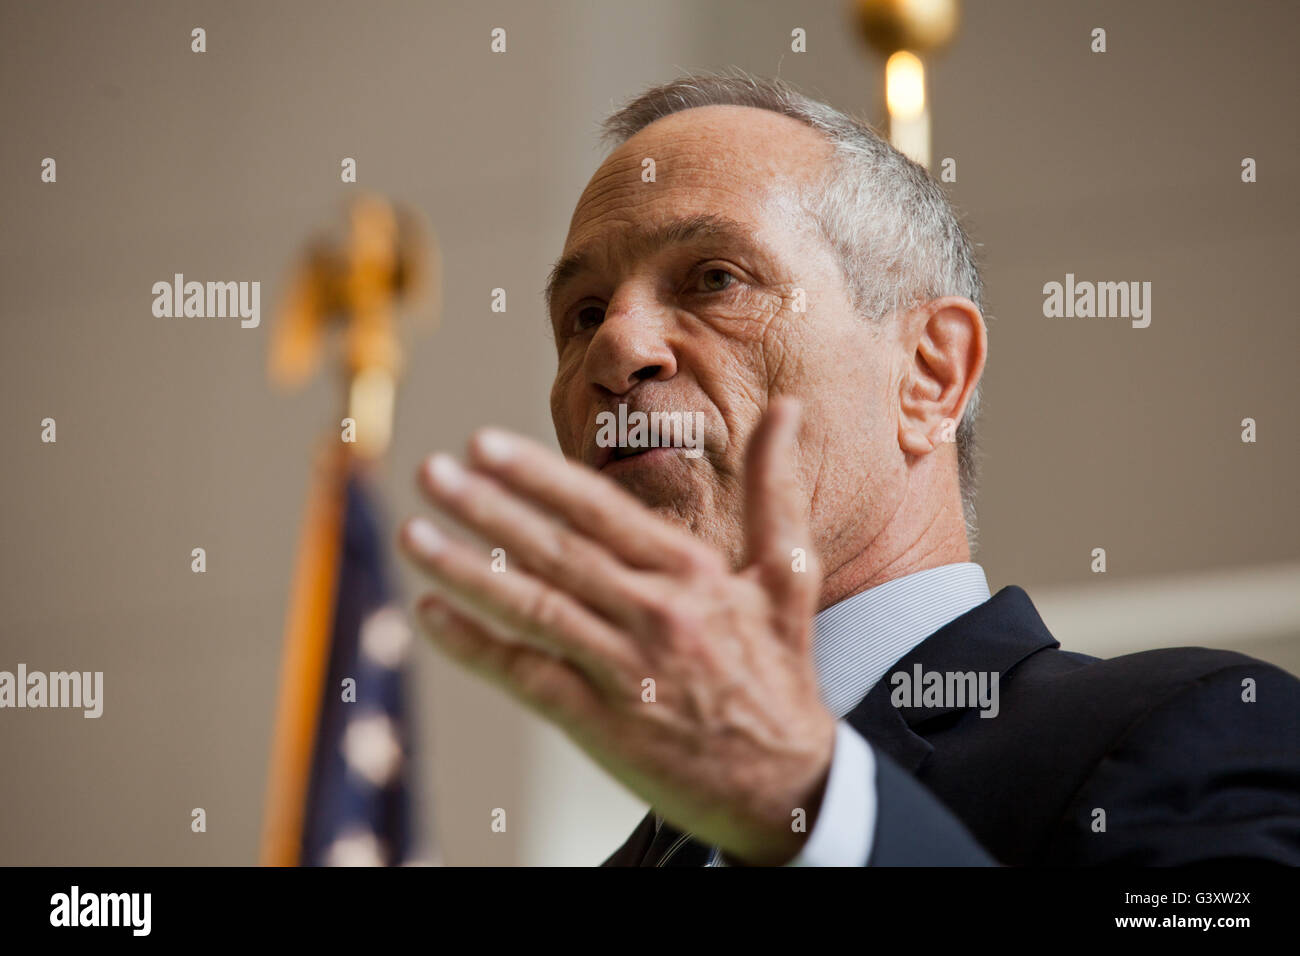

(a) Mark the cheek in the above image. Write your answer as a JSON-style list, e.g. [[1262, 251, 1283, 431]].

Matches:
[[677, 347, 763, 462], [803, 408, 898, 545], [546, 374, 572, 447], [548, 371, 581, 455]]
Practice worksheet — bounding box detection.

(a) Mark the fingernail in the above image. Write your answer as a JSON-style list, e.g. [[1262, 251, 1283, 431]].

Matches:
[[425, 453, 466, 492], [474, 429, 516, 465], [405, 517, 445, 557]]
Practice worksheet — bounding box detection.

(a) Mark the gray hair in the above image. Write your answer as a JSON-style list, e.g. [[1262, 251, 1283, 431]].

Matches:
[[600, 69, 986, 543]]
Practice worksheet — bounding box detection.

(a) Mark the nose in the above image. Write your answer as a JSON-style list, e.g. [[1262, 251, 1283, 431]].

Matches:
[[583, 300, 678, 397]]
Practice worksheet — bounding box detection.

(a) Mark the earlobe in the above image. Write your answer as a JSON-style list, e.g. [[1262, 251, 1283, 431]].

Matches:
[[898, 372, 940, 456], [896, 296, 986, 460], [898, 420, 936, 456]]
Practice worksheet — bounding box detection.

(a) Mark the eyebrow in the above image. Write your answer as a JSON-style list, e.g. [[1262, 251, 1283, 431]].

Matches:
[[543, 213, 763, 310]]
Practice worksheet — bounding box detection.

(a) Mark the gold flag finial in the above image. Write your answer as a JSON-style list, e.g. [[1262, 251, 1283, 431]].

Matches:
[[269, 194, 440, 459]]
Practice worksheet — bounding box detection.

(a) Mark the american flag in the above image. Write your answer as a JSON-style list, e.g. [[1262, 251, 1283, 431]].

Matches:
[[262, 456, 431, 867], [300, 471, 423, 866]]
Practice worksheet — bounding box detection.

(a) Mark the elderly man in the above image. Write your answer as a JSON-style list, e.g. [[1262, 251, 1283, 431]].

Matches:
[[399, 73, 1300, 866]]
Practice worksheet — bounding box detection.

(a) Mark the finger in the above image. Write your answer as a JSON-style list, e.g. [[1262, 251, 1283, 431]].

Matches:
[[416, 595, 605, 726], [416, 452, 645, 624], [742, 397, 820, 632], [462, 429, 725, 576], [399, 517, 637, 691]]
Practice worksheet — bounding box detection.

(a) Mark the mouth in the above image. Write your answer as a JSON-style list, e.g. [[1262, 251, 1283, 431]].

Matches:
[[596, 445, 677, 472]]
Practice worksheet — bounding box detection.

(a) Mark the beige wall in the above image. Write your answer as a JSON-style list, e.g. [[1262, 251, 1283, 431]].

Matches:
[[1, 0, 1296, 865]]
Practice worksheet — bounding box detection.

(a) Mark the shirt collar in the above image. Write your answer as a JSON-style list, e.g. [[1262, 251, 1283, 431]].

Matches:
[[811, 563, 991, 719]]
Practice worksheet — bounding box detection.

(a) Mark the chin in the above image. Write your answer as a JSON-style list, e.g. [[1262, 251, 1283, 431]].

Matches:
[[631, 490, 744, 566], [612, 470, 699, 513], [603, 459, 742, 559]]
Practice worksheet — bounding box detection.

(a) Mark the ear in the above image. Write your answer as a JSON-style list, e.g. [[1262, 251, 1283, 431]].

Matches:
[[897, 296, 987, 457]]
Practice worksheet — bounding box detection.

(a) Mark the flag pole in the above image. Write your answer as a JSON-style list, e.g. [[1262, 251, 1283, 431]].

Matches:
[[259, 441, 348, 866]]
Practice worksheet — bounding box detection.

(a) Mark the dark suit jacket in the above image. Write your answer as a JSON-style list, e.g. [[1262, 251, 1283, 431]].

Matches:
[[603, 586, 1300, 865]]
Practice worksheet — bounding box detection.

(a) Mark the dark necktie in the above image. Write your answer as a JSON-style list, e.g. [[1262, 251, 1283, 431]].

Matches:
[[641, 816, 720, 866]]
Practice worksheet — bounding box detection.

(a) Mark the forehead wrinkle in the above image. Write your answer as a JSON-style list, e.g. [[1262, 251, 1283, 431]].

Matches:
[[545, 111, 834, 312]]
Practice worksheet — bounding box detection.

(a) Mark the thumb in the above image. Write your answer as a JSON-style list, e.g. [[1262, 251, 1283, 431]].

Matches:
[[743, 397, 820, 636]]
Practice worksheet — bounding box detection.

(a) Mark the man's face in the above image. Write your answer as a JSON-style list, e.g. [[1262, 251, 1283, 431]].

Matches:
[[547, 105, 907, 572]]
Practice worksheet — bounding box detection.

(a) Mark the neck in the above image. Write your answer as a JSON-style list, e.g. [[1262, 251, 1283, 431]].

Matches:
[[817, 489, 971, 612]]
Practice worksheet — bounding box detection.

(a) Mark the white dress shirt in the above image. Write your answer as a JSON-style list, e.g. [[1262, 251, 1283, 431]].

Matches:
[[787, 562, 991, 866]]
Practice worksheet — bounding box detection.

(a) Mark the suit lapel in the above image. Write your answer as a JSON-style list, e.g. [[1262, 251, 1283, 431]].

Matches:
[[599, 811, 657, 866], [845, 682, 934, 772], [845, 586, 1058, 770]]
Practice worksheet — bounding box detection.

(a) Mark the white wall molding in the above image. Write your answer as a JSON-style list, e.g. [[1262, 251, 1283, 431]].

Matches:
[[1030, 562, 1300, 661]]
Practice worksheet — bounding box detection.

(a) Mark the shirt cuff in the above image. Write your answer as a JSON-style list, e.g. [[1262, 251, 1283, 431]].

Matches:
[[787, 720, 877, 866]]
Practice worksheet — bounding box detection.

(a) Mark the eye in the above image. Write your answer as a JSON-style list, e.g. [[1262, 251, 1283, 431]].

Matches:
[[697, 268, 735, 293], [572, 304, 605, 331]]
